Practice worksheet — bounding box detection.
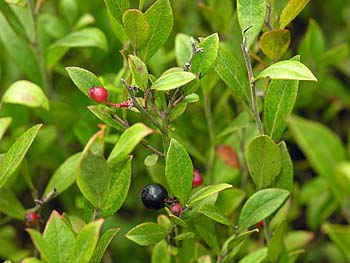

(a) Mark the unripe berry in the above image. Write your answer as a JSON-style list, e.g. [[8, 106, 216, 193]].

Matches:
[[25, 212, 39, 227], [192, 169, 203, 188], [170, 203, 182, 216], [88, 87, 108, 103], [141, 183, 168, 210]]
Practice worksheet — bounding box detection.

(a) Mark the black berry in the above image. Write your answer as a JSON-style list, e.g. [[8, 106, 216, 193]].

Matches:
[[141, 183, 168, 210]]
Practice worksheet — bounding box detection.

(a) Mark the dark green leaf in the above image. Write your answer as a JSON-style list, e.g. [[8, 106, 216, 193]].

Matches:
[[125, 222, 166, 246], [0, 187, 26, 220], [217, 112, 250, 140], [73, 219, 104, 263], [89, 228, 119, 263], [151, 240, 170, 263], [194, 216, 220, 253], [198, 204, 232, 225], [175, 33, 192, 68], [256, 60, 317, 81], [128, 55, 149, 90], [274, 142, 293, 191], [165, 139, 193, 204], [238, 188, 289, 231], [238, 247, 267, 263], [264, 78, 298, 141], [27, 229, 55, 263], [123, 9, 150, 50], [88, 105, 126, 132], [0, 124, 42, 189], [279, 0, 310, 29], [214, 45, 251, 106], [267, 220, 287, 262], [237, 0, 267, 48], [322, 223, 350, 260], [246, 135, 282, 188], [101, 157, 132, 217], [43, 152, 82, 196], [142, 0, 173, 60], [108, 123, 153, 163], [65, 67, 103, 98], [0, 0, 26, 39], [103, 0, 129, 25]]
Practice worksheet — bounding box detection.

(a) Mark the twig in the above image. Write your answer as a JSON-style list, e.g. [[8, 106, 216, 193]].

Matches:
[[265, 3, 273, 31], [241, 27, 264, 134], [183, 37, 204, 71], [34, 188, 58, 206]]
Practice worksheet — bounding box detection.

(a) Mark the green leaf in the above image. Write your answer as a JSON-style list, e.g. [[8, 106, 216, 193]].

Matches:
[[214, 45, 251, 106], [43, 152, 82, 196], [87, 105, 125, 132], [194, 216, 220, 253], [123, 9, 150, 50], [101, 157, 132, 217], [238, 188, 289, 231], [0, 0, 26, 39], [237, 0, 267, 48], [104, 0, 129, 25], [0, 13, 42, 84], [246, 135, 282, 188], [142, 0, 173, 60], [322, 223, 350, 260], [77, 131, 110, 209], [50, 27, 108, 51], [188, 183, 233, 206], [27, 229, 55, 263], [0, 117, 12, 141], [267, 220, 287, 262], [151, 240, 170, 263], [128, 55, 149, 90], [125, 222, 166, 246], [217, 112, 250, 140], [198, 204, 232, 225], [1, 80, 49, 110], [144, 154, 159, 167], [287, 115, 347, 195], [165, 139, 193, 204], [264, 78, 298, 141], [108, 123, 153, 163], [191, 33, 220, 77], [0, 124, 42, 189], [175, 33, 192, 68], [279, 0, 310, 29], [43, 211, 75, 263], [284, 231, 314, 252], [259, 29, 291, 60], [238, 247, 267, 263], [221, 229, 259, 256], [0, 188, 26, 220], [274, 142, 293, 191], [65, 67, 103, 98], [73, 219, 103, 263], [152, 71, 196, 91], [89, 228, 119, 263], [256, 60, 317, 81]]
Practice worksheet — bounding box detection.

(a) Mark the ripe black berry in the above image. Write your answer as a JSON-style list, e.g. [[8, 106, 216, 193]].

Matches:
[[141, 183, 168, 210]]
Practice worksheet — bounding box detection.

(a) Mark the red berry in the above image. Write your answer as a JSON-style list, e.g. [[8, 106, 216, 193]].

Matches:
[[256, 221, 265, 228], [170, 203, 182, 216], [25, 212, 39, 227], [88, 87, 108, 103], [192, 169, 203, 188]]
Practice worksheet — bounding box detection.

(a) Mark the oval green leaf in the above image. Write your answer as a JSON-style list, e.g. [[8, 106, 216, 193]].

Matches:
[[108, 123, 153, 163], [264, 78, 298, 141], [103, 0, 129, 25], [279, 0, 311, 29], [0, 117, 12, 141], [175, 33, 192, 68], [256, 60, 317, 81], [88, 105, 126, 131], [152, 71, 196, 91], [188, 183, 233, 206], [246, 135, 282, 188], [89, 228, 119, 263], [2, 80, 49, 110], [0, 187, 26, 220], [237, 0, 267, 48], [151, 240, 170, 263], [128, 55, 149, 90], [0, 124, 42, 189], [198, 204, 232, 225], [123, 9, 150, 50], [260, 29, 291, 60], [165, 139, 193, 204], [274, 142, 294, 191], [238, 188, 290, 231], [65, 67, 103, 98], [125, 222, 166, 246]]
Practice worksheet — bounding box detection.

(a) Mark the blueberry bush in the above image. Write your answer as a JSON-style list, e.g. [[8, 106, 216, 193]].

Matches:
[[0, 0, 349, 262]]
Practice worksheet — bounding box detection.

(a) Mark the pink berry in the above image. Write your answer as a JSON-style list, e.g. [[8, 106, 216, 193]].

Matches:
[[88, 87, 108, 103], [192, 169, 203, 188], [25, 212, 39, 227], [170, 203, 182, 216]]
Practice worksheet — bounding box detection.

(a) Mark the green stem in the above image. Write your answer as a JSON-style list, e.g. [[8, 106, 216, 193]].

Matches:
[[204, 95, 215, 184], [28, 0, 51, 93]]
